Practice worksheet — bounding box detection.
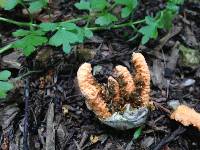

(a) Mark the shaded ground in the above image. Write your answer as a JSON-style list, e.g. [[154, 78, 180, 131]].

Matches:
[[0, 0, 200, 150]]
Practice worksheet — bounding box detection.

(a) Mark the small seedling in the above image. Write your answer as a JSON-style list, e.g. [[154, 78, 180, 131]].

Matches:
[[133, 126, 142, 140]]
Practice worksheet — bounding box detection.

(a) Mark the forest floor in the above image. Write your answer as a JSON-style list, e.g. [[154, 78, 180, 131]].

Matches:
[[0, 0, 200, 150]]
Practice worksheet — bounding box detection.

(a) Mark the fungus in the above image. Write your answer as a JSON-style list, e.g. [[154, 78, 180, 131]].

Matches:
[[132, 52, 150, 105], [170, 105, 200, 130], [107, 76, 120, 103], [77, 52, 150, 130], [114, 65, 136, 95], [77, 63, 111, 119]]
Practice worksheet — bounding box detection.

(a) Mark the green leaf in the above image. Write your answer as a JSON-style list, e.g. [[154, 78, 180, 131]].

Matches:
[[130, 0, 138, 9], [139, 24, 158, 45], [28, 0, 47, 13], [145, 16, 156, 25], [49, 29, 79, 53], [0, 70, 11, 81], [13, 29, 45, 37], [115, 0, 129, 5], [115, 0, 138, 18], [141, 35, 150, 45], [0, 81, 13, 91], [49, 23, 92, 54], [0, 70, 13, 99], [0, 0, 6, 8], [95, 13, 118, 26], [39, 22, 57, 31], [76, 29, 85, 43], [60, 22, 78, 30], [133, 127, 142, 140], [0, 90, 6, 99], [49, 29, 78, 45], [115, 0, 137, 9], [166, 2, 179, 12], [121, 7, 131, 18], [143, 16, 161, 42], [91, 0, 108, 11], [63, 43, 71, 54], [139, 25, 158, 39], [12, 30, 48, 56], [168, 0, 184, 5], [74, 0, 90, 10], [84, 28, 93, 38], [12, 29, 31, 37], [1, 0, 19, 10], [156, 10, 175, 29]]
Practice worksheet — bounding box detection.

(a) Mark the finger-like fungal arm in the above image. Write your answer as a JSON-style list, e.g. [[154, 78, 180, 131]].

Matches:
[[108, 76, 120, 103], [132, 53, 150, 105], [170, 105, 200, 130], [114, 65, 136, 95], [77, 63, 111, 119]]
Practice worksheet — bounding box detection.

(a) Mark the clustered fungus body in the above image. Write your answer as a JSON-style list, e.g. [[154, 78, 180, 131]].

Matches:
[[77, 52, 150, 130]]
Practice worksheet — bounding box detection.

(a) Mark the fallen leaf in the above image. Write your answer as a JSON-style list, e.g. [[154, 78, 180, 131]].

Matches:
[[90, 135, 99, 144]]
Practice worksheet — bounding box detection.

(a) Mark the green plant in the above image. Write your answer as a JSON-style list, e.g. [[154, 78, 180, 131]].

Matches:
[[28, 0, 48, 13], [0, 0, 48, 12], [133, 126, 142, 140], [12, 29, 48, 56], [115, 0, 138, 18], [0, 0, 184, 56], [0, 69, 41, 99], [138, 1, 182, 44], [0, 70, 13, 99]]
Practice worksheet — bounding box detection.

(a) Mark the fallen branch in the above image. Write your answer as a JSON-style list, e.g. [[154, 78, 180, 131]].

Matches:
[[153, 126, 186, 150]]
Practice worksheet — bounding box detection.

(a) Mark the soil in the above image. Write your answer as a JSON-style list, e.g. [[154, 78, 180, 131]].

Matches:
[[0, 0, 200, 150]]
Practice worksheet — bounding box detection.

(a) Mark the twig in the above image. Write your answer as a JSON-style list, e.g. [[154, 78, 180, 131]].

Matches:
[[23, 78, 29, 150], [65, 94, 83, 100], [0, 43, 13, 54], [153, 126, 186, 150], [154, 26, 182, 54], [79, 132, 88, 148], [14, 70, 42, 81], [74, 139, 82, 150], [153, 101, 171, 114]]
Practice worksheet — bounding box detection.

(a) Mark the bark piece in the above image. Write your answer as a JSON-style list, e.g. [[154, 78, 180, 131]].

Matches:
[[46, 102, 55, 150]]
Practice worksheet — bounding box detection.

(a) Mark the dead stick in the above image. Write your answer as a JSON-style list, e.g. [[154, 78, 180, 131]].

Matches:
[[23, 79, 29, 150], [153, 126, 186, 150]]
